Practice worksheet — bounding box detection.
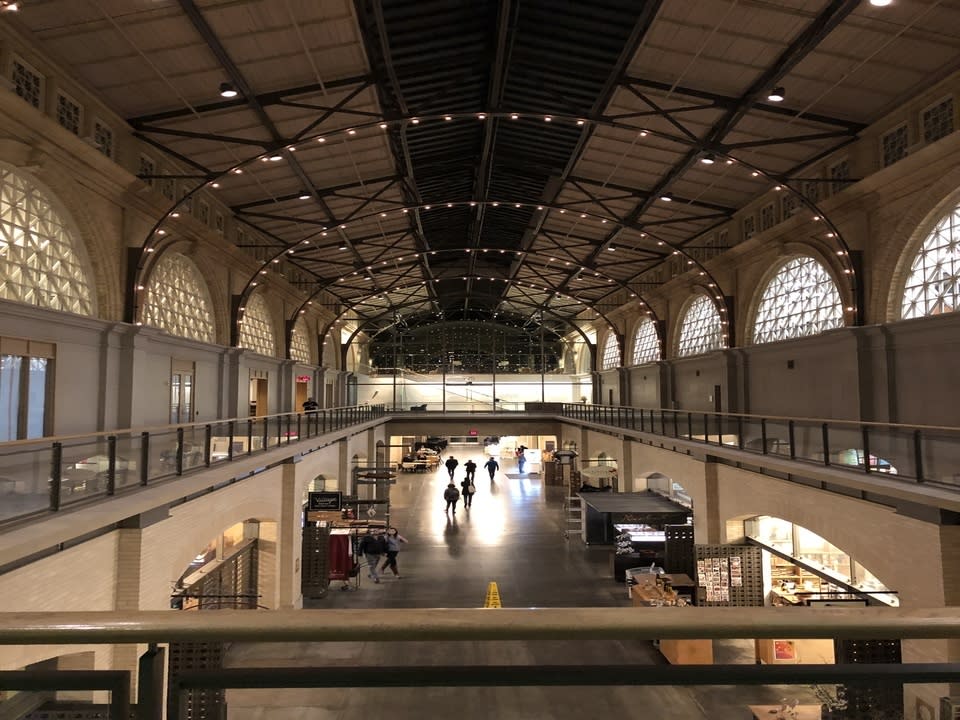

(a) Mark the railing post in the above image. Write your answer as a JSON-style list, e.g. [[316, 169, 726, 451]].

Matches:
[[176, 427, 185, 476], [672, 411, 679, 438], [862, 425, 871, 474], [913, 429, 924, 482], [247, 419, 254, 455], [49, 441, 62, 511], [760, 419, 768, 455], [659, 410, 666, 436], [703, 414, 709, 444], [821, 423, 830, 466], [227, 421, 235, 461], [107, 435, 117, 495], [687, 412, 692, 440], [276, 415, 283, 446], [630, 407, 636, 430], [297, 413, 302, 441], [788, 420, 796, 460], [639, 408, 646, 433], [264, 416, 271, 451], [204, 424, 212, 467], [737, 416, 744, 450], [140, 432, 150, 485]]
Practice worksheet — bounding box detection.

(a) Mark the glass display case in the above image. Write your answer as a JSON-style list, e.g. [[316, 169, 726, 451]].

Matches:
[[614, 523, 666, 543]]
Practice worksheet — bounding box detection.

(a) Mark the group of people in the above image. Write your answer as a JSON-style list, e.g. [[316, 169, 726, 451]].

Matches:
[[442, 454, 500, 513], [357, 527, 407, 583]]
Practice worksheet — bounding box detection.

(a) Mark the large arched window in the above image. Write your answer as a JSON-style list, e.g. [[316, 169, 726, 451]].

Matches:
[[902, 203, 960, 318], [141, 252, 215, 343], [632, 318, 660, 365], [752, 256, 843, 344], [290, 316, 312, 364], [600, 331, 620, 369], [0, 164, 94, 314], [677, 294, 724, 357], [238, 292, 276, 357]]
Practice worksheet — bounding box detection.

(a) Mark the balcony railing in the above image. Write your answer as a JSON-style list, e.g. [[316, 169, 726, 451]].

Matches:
[[0, 608, 957, 720], [0, 404, 385, 525], [560, 404, 960, 488]]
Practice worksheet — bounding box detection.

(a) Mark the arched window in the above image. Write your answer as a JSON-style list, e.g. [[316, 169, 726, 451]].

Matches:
[[141, 252, 215, 343], [238, 292, 276, 357], [752, 256, 843, 344], [290, 316, 312, 364], [601, 332, 620, 369], [632, 318, 660, 365], [0, 164, 94, 315], [902, 203, 960, 318], [677, 294, 724, 357]]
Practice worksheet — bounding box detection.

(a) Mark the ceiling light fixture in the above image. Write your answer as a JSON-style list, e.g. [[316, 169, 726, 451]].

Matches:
[[869, 0, 892, 5], [218, 82, 238, 98], [660, 192, 673, 202], [700, 153, 715, 165], [767, 86, 785, 102], [299, 190, 311, 200]]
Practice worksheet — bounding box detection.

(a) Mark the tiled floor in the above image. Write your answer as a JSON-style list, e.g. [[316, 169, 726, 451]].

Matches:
[[225, 447, 818, 719]]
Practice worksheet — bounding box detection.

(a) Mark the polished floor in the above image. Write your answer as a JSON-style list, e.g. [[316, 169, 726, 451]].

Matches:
[[225, 446, 817, 719]]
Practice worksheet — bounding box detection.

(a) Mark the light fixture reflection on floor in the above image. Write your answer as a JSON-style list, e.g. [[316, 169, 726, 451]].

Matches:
[[767, 86, 785, 102], [219, 82, 238, 98]]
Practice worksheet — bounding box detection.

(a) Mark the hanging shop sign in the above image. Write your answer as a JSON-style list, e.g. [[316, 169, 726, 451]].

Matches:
[[308, 491, 342, 511], [296, 375, 311, 383]]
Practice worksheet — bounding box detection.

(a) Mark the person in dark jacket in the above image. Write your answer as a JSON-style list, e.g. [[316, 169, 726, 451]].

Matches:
[[443, 482, 460, 514], [358, 529, 385, 583], [483, 456, 499, 480], [460, 475, 475, 508], [463, 458, 477, 482], [445, 455, 459, 480]]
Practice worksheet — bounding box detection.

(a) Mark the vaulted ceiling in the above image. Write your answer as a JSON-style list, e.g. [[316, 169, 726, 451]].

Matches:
[[11, 0, 960, 341]]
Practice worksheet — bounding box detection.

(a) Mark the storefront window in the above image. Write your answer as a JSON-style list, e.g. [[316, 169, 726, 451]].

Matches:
[[795, 526, 851, 579]]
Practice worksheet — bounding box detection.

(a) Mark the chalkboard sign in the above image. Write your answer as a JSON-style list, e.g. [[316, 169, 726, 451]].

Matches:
[[308, 491, 342, 511]]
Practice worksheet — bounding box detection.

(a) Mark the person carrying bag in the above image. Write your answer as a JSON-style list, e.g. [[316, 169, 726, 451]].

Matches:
[[460, 476, 476, 508]]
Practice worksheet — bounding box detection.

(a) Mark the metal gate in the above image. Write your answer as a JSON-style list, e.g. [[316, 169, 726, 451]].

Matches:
[[168, 540, 258, 720]]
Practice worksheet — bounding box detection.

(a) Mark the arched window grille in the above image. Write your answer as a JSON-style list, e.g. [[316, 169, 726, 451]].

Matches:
[[238, 292, 276, 357], [752, 256, 843, 344], [677, 294, 724, 357], [290, 316, 312, 363], [601, 331, 621, 369], [0, 164, 94, 314], [632, 318, 660, 365], [142, 252, 215, 343], [902, 203, 960, 318]]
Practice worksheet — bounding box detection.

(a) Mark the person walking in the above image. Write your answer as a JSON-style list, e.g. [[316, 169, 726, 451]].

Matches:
[[484, 455, 499, 480], [464, 458, 477, 482], [460, 475, 476, 508], [443, 482, 460, 514], [381, 527, 407, 579], [302, 397, 319, 412], [445, 455, 459, 480], [516, 445, 527, 473], [358, 529, 385, 583]]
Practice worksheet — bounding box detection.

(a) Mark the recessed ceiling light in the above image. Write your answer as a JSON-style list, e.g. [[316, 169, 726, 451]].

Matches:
[[700, 153, 715, 165], [218, 82, 238, 98], [869, 0, 892, 5], [767, 86, 785, 102]]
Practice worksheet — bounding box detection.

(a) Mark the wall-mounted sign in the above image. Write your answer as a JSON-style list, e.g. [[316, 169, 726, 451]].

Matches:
[[469, 429, 478, 436], [296, 375, 311, 383], [308, 491, 342, 511]]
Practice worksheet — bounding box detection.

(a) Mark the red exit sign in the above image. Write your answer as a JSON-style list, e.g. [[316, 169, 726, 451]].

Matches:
[[469, 429, 478, 436], [296, 375, 311, 383]]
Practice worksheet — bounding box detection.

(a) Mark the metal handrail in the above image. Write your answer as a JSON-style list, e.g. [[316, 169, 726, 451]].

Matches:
[[3, 607, 960, 644], [561, 402, 960, 434], [0, 403, 385, 449]]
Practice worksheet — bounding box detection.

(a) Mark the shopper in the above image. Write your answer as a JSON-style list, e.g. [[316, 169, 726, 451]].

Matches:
[[302, 397, 319, 412], [443, 482, 460, 514], [445, 455, 459, 480], [484, 456, 499, 480], [358, 529, 385, 583], [463, 458, 477, 482], [516, 445, 527, 473], [381, 527, 407, 578], [460, 475, 476, 508]]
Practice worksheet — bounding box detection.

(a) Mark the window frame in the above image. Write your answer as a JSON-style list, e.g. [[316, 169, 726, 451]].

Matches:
[[880, 123, 909, 168], [11, 54, 44, 111], [676, 292, 726, 358], [55, 88, 83, 136], [920, 95, 955, 145], [92, 117, 114, 159]]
